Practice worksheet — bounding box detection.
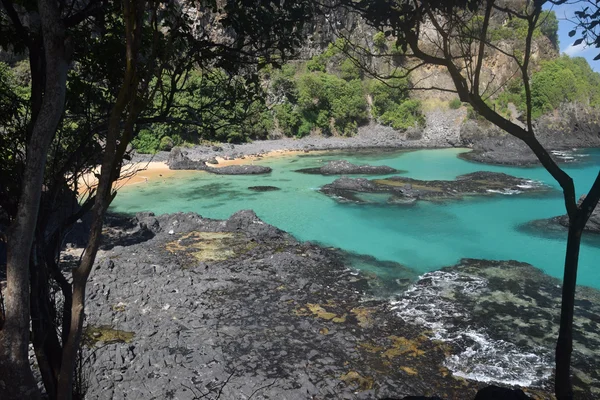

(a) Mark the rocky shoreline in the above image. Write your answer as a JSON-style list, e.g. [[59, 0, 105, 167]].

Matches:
[[73, 211, 600, 399], [130, 106, 600, 168]]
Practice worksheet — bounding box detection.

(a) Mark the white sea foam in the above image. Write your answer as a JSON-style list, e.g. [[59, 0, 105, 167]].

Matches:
[[391, 270, 551, 387], [486, 189, 522, 195]]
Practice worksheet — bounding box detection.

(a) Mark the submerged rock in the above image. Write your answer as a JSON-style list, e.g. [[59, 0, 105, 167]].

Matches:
[[167, 147, 271, 175], [320, 171, 550, 204], [248, 185, 280, 192], [296, 160, 400, 175]]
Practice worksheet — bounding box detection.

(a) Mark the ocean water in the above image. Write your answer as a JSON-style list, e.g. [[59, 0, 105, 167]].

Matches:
[[111, 147, 600, 290]]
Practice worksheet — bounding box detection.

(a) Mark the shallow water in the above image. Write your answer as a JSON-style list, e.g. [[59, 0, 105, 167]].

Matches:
[[111, 147, 600, 289]]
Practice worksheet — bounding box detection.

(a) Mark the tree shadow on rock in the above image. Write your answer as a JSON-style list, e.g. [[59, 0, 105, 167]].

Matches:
[[99, 212, 159, 251]]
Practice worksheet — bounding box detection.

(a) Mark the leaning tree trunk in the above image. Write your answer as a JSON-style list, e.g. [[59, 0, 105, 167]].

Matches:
[[0, 0, 68, 397], [55, 1, 144, 397]]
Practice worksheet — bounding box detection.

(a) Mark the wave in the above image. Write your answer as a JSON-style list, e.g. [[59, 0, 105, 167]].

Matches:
[[390, 270, 552, 387], [486, 189, 523, 195]]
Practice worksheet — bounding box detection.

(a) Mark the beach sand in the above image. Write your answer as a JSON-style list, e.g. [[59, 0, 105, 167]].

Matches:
[[77, 149, 316, 194]]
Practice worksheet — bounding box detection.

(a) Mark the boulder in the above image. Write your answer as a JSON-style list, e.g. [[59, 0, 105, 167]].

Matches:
[[168, 147, 271, 175], [167, 147, 205, 170]]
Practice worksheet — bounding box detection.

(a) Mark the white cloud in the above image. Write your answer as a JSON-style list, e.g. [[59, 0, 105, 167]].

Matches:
[[563, 41, 587, 56]]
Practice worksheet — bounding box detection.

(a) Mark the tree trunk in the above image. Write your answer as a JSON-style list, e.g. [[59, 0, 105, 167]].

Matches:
[[56, 1, 144, 396], [0, 0, 68, 397], [30, 240, 63, 400], [554, 219, 583, 400]]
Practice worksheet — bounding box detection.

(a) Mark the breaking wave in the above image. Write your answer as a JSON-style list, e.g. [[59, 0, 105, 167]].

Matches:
[[390, 270, 552, 387]]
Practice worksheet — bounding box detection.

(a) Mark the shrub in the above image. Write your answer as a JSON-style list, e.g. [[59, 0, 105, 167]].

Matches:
[[379, 99, 425, 130], [340, 58, 363, 81], [528, 55, 600, 119], [297, 119, 313, 138], [132, 129, 160, 154], [306, 56, 326, 72], [296, 72, 368, 135], [373, 32, 386, 51], [274, 103, 301, 136], [159, 136, 174, 151], [369, 76, 410, 117], [449, 98, 462, 109]]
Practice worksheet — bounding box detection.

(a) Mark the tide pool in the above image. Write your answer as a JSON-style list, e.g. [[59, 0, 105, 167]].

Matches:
[[111, 148, 600, 289]]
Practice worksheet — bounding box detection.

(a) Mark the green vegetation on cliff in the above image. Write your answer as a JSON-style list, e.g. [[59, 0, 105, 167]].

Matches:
[[490, 56, 600, 120]]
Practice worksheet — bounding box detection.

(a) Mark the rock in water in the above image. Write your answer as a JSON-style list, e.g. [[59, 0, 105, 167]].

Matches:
[[525, 194, 600, 236], [204, 164, 272, 175], [296, 160, 400, 175], [248, 186, 280, 192], [320, 171, 550, 204], [557, 194, 600, 233]]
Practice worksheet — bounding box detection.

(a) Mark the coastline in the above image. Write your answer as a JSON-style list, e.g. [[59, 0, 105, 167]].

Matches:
[[82, 111, 600, 191]]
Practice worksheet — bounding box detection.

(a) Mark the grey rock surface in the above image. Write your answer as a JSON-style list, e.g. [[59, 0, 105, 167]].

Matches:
[[320, 171, 550, 204], [296, 160, 400, 175], [525, 194, 600, 236], [80, 211, 496, 399], [167, 147, 272, 175], [61, 211, 600, 399]]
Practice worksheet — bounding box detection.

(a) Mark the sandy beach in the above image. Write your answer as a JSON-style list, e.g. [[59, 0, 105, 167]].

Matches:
[[77, 149, 317, 194]]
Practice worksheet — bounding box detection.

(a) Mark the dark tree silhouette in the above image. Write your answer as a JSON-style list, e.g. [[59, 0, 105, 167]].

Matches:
[[0, 0, 316, 398], [334, 0, 600, 398]]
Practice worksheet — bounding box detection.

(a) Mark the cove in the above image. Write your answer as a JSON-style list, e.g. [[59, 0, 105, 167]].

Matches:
[[110, 148, 600, 290]]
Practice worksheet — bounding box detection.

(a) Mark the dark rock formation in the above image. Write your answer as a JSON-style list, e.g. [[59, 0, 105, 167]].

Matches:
[[296, 160, 400, 175], [460, 105, 600, 166], [76, 213, 600, 399], [205, 164, 272, 175], [248, 186, 281, 192], [555, 195, 600, 234], [167, 147, 206, 170], [77, 212, 483, 399], [167, 147, 271, 175], [474, 385, 530, 400], [525, 194, 600, 236], [320, 172, 550, 204]]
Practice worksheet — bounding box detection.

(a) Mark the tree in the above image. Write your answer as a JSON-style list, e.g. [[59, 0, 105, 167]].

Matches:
[[338, 0, 600, 399], [0, 0, 316, 398]]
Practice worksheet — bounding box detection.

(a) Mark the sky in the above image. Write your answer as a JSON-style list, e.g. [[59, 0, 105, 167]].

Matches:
[[544, 1, 600, 71]]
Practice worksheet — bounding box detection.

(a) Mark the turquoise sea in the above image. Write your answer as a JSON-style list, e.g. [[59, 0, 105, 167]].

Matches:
[[111, 148, 600, 290]]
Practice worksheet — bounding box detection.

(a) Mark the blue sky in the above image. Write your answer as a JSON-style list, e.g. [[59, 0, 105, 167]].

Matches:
[[544, 1, 600, 71]]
